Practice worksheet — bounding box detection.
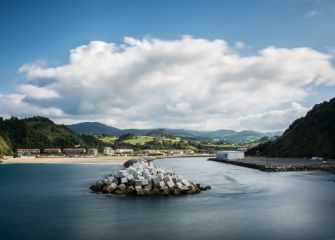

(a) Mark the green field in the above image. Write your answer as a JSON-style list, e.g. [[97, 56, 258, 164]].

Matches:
[[124, 136, 154, 145], [205, 143, 236, 148], [98, 136, 118, 144]]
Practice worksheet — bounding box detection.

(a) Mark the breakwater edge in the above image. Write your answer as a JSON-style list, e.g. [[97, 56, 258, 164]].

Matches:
[[208, 156, 335, 172]]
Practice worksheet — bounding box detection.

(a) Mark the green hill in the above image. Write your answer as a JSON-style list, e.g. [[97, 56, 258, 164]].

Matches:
[[0, 116, 104, 155], [246, 97, 335, 158]]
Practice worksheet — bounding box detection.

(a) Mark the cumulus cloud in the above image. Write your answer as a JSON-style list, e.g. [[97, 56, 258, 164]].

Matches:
[[0, 94, 64, 117], [237, 102, 310, 131], [1, 36, 334, 131], [17, 84, 61, 99]]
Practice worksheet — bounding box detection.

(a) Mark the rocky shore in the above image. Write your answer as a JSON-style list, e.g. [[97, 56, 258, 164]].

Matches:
[[90, 159, 211, 196]]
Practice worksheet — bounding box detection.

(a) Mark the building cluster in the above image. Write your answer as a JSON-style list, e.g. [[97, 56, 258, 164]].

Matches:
[[16, 147, 94, 157], [16, 147, 136, 157], [115, 149, 134, 155], [102, 147, 134, 155], [16, 148, 41, 157], [140, 149, 194, 156], [15, 147, 197, 157]]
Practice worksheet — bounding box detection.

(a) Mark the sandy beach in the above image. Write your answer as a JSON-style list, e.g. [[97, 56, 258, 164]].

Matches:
[[0, 155, 212, 164], [0, 156, 135, 164]]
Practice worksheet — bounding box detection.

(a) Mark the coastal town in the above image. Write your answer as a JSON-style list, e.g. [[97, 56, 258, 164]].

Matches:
[[10, 147, 335, 173], [15, 146, 197, 158]]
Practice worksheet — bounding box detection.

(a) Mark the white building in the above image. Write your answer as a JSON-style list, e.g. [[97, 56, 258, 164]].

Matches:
[[17, 148, 40, 157], [43, 148, 62, 155], [63, 148, 86, 156], [88, 148, 98, 156], [216, 151, 244, 161], [115, 149, 134, 155], [103, 147, 114, 155]]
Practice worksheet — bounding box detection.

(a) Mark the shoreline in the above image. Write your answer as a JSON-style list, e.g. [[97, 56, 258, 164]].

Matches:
[[0, 156, 133, 165], [0, 154, 214, 165], [4, 155, 332, 173], [208, 156, 335, 172]]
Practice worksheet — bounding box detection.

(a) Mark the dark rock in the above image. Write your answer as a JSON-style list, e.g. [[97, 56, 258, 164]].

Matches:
[[161, 188, 169, 196], [173, 189, 181, 195], [187, 185, 197, 194], [198, 184, 211, 190], [126, 186, 135, 194], [152, 188, 160, 195], [123, 159, 142, 168], [106, 185, 115, 193], [102, 186, 108, 193], [94, 180, 104, 191], [115, 190, 123, 195]]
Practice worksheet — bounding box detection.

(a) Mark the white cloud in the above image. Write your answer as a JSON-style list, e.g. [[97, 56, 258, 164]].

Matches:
[[237, 102, 310, 131], [235, 41, 246, 49], [1, 36, 334, 131], [17, 84, 61, 99], [305, 10, 322, 17], [0, 94, 64, 117]]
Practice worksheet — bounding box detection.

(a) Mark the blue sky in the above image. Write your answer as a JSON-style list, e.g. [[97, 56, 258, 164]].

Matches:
[[0, 0, 334, 130]]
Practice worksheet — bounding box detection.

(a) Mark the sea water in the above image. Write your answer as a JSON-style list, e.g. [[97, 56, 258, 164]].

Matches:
[[0, 157, 334, 240]]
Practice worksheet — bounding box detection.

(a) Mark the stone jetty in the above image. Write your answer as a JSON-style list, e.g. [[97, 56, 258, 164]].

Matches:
[[90, 159, 211, 196], [208, 156, 335, 173]]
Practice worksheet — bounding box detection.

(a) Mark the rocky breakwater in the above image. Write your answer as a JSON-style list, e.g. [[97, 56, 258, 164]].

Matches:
[[90, 159, 211, 196]]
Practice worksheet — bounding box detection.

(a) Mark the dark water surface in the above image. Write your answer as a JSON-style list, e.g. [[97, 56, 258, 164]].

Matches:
[[0, 157, 335, 240]]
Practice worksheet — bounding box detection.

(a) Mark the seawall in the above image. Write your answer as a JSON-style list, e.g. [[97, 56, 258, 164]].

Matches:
[[208, 157, 335, 172]]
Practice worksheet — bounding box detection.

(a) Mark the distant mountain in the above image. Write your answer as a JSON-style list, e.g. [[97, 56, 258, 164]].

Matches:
[[163, 129, 237, 139], [247, 97, 335, 158], [67, 122, 281, 143], [222, 130, 263, 143], [122, 128, 154, 136], [68, 122, 123, 136], [146, 129, 168, 137]]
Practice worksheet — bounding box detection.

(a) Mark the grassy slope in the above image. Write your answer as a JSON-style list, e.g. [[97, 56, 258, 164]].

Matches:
[[124, 136, 154, 145], [99, 136, 119, 145], [0, 136, 12, 156]]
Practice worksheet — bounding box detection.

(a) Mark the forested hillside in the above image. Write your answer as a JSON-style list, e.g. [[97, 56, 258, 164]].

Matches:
[[247, 97, 335, 158], [0, 116, 103, 155]]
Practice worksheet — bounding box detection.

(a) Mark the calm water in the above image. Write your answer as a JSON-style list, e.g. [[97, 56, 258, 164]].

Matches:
[[0, 158, 335, 240]]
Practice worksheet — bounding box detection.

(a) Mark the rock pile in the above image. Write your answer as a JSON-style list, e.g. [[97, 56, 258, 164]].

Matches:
[[90, 159, 211, 196]]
